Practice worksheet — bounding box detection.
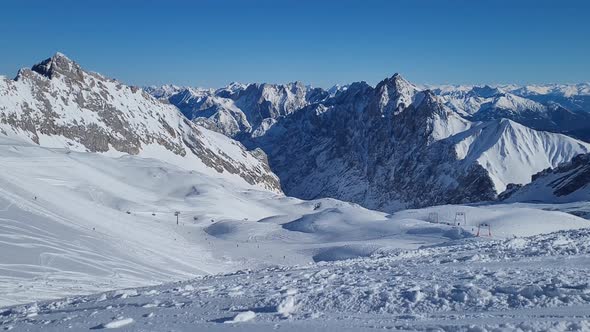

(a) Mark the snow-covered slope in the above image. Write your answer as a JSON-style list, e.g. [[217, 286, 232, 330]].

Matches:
[[503, 153, 590, 203], [0, 136, 380, 306], [1, 136, 587, 307], [4, 226, 590, 331], [0, 136, 459, 306], [451, 119, 590, 192], [0, 53, 280, 192]]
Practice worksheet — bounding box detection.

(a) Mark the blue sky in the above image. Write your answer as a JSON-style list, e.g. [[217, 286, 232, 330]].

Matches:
[[0, 0, 589, 88]]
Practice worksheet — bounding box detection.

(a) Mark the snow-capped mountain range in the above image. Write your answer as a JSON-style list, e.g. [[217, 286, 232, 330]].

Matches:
[[0, 53, 587, 212], [149, 74, 590, 211], [144, 82, 329, 138], [149, 80, 590, 141], [432, 85, 590, 141], [0, 53, 281, 193]]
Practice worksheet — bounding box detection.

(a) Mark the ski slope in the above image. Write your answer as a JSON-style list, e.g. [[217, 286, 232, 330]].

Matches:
[[3, 228, 590, 331], [0, 136, 588, 309]]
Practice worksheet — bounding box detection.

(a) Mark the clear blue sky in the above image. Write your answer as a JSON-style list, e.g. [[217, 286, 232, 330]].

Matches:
[[1, 0, 589, 88]]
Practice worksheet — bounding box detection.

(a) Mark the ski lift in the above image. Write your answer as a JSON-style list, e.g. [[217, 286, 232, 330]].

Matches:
[[454, 211, 466, 226], [476, 223, 492, 237]]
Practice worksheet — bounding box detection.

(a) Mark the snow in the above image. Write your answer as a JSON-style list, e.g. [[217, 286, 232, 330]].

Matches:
[[2, 58, 590, 331], [277, 296, 297, 317], [393, 203, 589, 238], [451, 119, 590, 192], [503, 153, 590, 205], [3, 226, 590, 331], [1, 136, 587, 311], [225, 311, 256, 323], [98, 317, 134, 329]]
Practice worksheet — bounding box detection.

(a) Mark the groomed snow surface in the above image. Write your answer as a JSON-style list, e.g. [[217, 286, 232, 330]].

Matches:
[[1, 137, 590, 331]]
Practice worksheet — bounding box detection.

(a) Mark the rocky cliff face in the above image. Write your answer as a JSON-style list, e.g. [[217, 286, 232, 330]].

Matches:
[[0, 53, 281, 192]]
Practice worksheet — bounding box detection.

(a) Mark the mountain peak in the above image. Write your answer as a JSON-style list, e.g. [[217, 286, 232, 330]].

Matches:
[[52, 52, 71, 61], [377, 73, 419, 95], [471, 85, 502, 98], [30, 52, 83, 80], [384, 73, 411, 86], [374, 73, 421, 113]]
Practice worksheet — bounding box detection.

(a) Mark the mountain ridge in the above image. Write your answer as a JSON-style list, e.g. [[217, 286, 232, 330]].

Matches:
[[145, 72, 590, 211], [0, 53, 281, 193], [1, 53, 587, 212]]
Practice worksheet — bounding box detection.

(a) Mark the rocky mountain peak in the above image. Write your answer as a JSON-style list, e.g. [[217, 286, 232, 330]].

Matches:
[[374, 73, 421, 113], [377, 73, 414, 92], [30, 52, 84, 81]]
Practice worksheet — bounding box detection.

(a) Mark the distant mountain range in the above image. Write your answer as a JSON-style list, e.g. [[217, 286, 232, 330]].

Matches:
[[430, 84, 590, 141], [0, 53, 587, 212], [148, 74, 590, 211], [147, 80, 590, 142]]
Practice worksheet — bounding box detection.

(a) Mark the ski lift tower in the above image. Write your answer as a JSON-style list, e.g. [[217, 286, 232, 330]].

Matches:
[[454, 211, 466, 226], [174, 211, 180, 225], [476, 223, 492, 237]]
